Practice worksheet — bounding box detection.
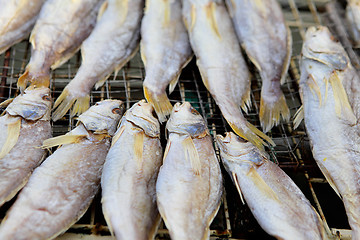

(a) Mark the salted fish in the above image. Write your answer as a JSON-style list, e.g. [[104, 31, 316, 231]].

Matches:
[[0, 99, 124, 240], [225, 0, 291, 132], [141, 0, 192, 122], [0, 0, 46, 54], [17, 0, 105, 92], [156, 102, 223, 240], [346, 0, 360, 48], [0, 87, 51, 207], [182, 0, 274, 150], [216, 132, 328, 240], [296, 26, 360, 239], [102, 100, 162, 240], [52, 0, 143, 121]]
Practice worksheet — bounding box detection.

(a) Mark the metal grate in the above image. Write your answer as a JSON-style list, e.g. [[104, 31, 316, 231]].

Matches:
[[0, 0, 356, 239]]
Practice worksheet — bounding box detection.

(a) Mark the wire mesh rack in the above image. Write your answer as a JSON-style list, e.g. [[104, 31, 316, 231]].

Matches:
[[0, 0, 357, 239]]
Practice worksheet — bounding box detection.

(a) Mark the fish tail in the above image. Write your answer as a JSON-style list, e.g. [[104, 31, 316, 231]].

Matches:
[[17, 69, 50, 92], [17, 70, 29, 92], [259, 92, 290, 133], [52, 88, 90, 121], [143, 85, 172, 123], [228, 120, 275, 151]]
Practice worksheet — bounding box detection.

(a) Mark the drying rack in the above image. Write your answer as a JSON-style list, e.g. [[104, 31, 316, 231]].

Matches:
[[0, 0, 357, 239]]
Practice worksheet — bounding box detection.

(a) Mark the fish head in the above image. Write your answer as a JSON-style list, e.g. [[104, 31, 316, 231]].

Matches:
[[301, 26, 348, 70], [166, 102, 208, 137], [216, 132, 267, 171], [5, 87, 52, 121], [78, 99, 125, 136], [125, 100, 160, 138]]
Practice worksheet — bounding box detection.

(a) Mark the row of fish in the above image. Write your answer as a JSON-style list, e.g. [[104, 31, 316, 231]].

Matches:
[[0, 86, 331, 239], [0, 0, 294, 150]]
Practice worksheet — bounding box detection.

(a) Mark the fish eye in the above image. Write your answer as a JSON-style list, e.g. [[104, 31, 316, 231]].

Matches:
[[190, 108, 199, 115], [112, 108, 122, 115], [42, 95, 51, 101]]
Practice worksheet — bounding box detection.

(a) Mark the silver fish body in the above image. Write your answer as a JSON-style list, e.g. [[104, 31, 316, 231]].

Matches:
[[0, 99, 124, 240], [141, 0, 192, 122], [102, 100, 162, 240], [17, 0, 105, 91], [346, 0, 360, 48], [156, 102, 223, 240], [52, 0, 143, 121], [225, 0, 291, 132], [0, 87, 51, 207], [0, 0, 46, 54], [217, 132, 328, 240], [298, 26, 360, 239], [182, 0, 273, 150]]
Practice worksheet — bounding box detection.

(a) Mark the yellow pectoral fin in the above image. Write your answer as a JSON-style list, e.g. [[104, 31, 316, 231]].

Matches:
[[280, 26, 292, 85], [0, 117, 21, 159], [318, 161, 341, 199], [204, 2, 221, 38], [41, 134, 87, 149], [134, 131, 144, 167], [307, 74, 322, 107], [232, 172, 245, 205], [293, 105, 304, 129], [182, 136, 201, 175], [117, 0, 129, 25], [97, 1, 108, 21], [0, 98, 14, 109], [111, 125, 126, 147], [163, 0, 170, 27], [163, 140, 171, 163], [329, 72, 357, 124], [190, 4, 196, 31], [247, 167, 280, 202]]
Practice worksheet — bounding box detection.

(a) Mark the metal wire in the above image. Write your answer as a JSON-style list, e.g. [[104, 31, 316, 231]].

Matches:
[[0, 0, 355, 239]]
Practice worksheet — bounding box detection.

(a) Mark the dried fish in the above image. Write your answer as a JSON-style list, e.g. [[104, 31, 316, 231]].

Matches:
[[0, 87, 51, 207], [182, 0, 274, 150], [141, 0, 192, 122], [225, 0, 291, 132], [346, 0, 360, 48], [156, 102, 223, 240], [102, 100, 162, 240], [296, 26, 360, 239], [217, 132, 328, 240], [52, 0, 143, 121], [17, 0, 105, 91], [0, 99, 124, 240], [0, 0, 45, 54]]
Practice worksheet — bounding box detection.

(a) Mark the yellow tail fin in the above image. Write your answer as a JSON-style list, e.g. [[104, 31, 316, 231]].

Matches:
[[0, 117, 21, 159], [229, 120, 275, 151], [259, 93, 290, 133], [52, 88, 90, 121], [17, 69, 50, 93], [143, 86, 172, 123]]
